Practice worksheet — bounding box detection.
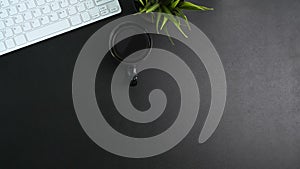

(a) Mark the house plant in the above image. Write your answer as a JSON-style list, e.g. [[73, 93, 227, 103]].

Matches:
[[135, 0, 213, 43]]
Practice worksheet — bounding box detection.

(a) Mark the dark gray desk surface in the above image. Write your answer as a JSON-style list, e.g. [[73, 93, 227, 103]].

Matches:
[[0, 0, 300, 168]]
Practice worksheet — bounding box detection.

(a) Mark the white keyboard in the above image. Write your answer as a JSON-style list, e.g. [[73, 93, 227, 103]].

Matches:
[[0, 0, 121, 56]]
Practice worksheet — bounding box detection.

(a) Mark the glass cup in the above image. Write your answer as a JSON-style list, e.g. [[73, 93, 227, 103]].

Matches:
[[109, 22, 152, 86]]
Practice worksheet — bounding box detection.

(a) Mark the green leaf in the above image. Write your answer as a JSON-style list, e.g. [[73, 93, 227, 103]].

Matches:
[[156, 9, 162, 33], [160, 15, 168, 30], [138, 0, 144, 6], [137, 2, 151, 13], [163, 26, 175, 45], [146, 3, 160, 13], [170, 0, 180, 9], [161, 5, 176, 22], [175, 12, 181, 26], [179, 1, 213, 11], [139, 7, 147, 13], [160, 0, 172, 6], [151, 12, 155, 23], [174, 8, 191, 30], [173, 20, 188, 38], [162, 6, 188, 38]]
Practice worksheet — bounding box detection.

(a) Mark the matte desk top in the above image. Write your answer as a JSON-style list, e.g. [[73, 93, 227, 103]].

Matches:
[[0, 0, 300, 168]]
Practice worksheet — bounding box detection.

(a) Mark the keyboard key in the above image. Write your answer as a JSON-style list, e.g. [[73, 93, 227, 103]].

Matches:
[[23, 11, 33, 20], [21, 22, 32, 31], [98, 5, 107, 11], [76, 3, 85, 12], [85, 0, 94, 9], [58, 9, 67, 18], [49, 12, 58, 21], [4, 28, 13, 37], [7, 7, 18, 15], [70, 14, 82, 25], [12, 26, 22, 34], [94, 0, 112, 6], [32, 9, 42, 17], [67, 6, 77, 15], [0, 32, 4, 40], [59, 0, 68, 7], [14, 34, 27, 45], [31, 19, 41, 28], [36, 0, 45, 6], [81, 12, 90, 22], [0, 21, 5, 29], [14, 15, 24, 23], [26, 20, 70, 41], [110, 6, 118, 12], [50, 2, 60, 10], [41, 5, 51, 14], [25, 0, 36, 8], [5, 39, 15, 48], [0, 9, 9, 19], [0, 0, 9, 7], [0, 42, 6, 52], [69, 0, 77, 4], [40, 16, 50, 25], [9, 0, 19, 5], [100, 10, 109, 16], [4, 18, 14, 27], [17, 3, 27, 12], [89, 7, 99, 18]]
